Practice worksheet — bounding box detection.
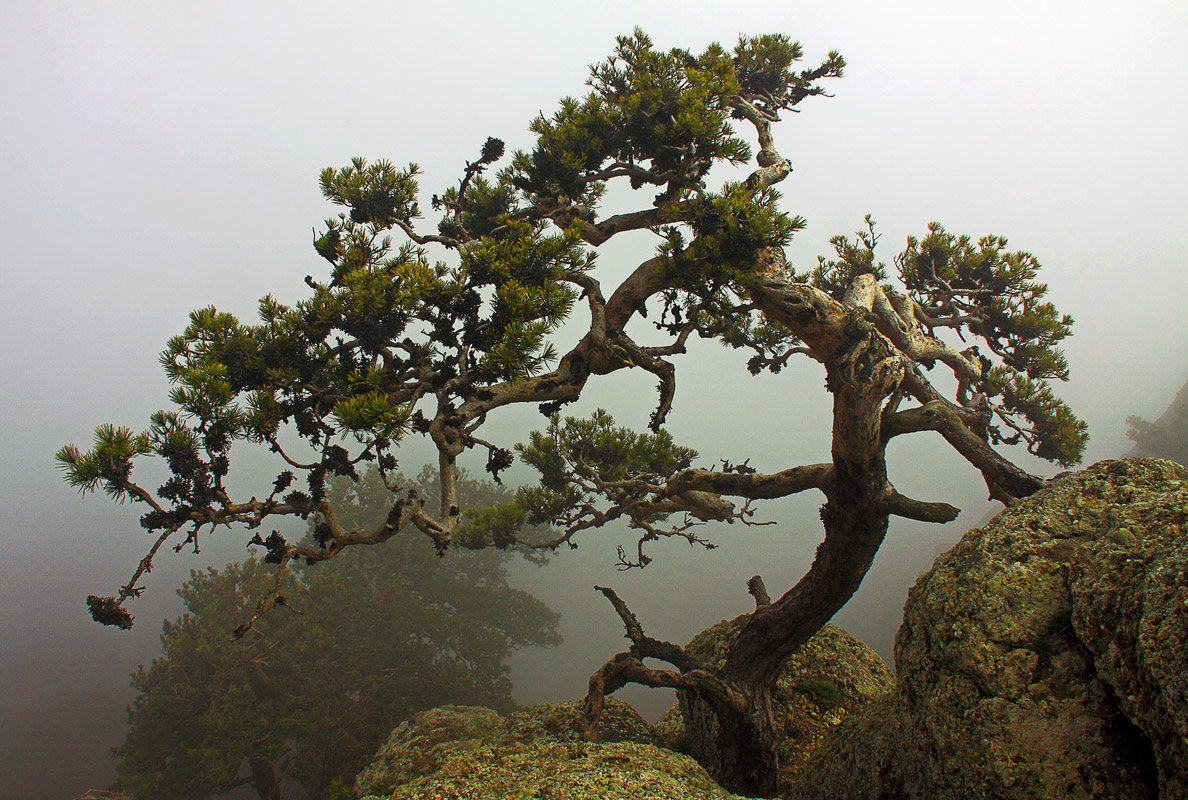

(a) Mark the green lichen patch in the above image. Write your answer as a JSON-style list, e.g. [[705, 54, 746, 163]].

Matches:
[[365, 741, 754, 800], [354, 699, 681, 800], [502, 699, 654, 746]]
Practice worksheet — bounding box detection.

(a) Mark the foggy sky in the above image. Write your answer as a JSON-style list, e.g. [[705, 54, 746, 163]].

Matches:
[[2, 2, 1187, 798]]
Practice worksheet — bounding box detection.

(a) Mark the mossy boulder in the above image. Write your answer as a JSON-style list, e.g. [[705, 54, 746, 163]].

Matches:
[[653, 704, 687, 753], [664, 619, 893, 791], [793, 458, 1188, 799], [353, 705, 505, 796], [354, 698, 752, 800], [502, 699, 654, 746], [362, 740, 752, 800]]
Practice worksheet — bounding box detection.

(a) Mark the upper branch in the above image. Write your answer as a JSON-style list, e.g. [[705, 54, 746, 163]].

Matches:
[[558, 207, 673, 246], [668, 463, 832, 499], [731, 96, 792, 190], [899, 366, 1046, 501], [845, 274, 982, 383]]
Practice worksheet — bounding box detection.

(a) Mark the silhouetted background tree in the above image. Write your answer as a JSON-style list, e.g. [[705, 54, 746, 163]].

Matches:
[[111, 469, 559, 800], [1127, 377, 1188, 467], [60, 29, 1083, 794]]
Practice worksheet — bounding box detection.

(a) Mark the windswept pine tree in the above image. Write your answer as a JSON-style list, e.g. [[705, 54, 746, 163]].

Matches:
[[60, 30, 1084, 794]]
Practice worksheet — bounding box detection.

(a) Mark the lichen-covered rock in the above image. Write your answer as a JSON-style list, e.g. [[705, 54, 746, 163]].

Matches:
[[789, 693, 903, 799], [353, 698, 738, 800], [653, 704, 688, 753], [353, 705, 505, 797], [793, 458, 1188, 800], [663, 619, 893, 791], [364, 740, 753, 800], [502, 698, 654, 746], [1066, 462, 1188, 798]]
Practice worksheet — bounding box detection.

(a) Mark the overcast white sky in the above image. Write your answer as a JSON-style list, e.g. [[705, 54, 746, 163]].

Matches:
[[2, 1, 1186, 796]]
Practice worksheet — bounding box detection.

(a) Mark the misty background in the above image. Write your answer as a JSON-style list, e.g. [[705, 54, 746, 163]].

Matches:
[[2, 2, 1186, 797]]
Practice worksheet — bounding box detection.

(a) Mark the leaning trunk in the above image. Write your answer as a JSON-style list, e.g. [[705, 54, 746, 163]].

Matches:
[[590, 274, 1010, 795], [680, 683, 780, 796], [679, 476, 891, 796], [680, 310, 901, 795]]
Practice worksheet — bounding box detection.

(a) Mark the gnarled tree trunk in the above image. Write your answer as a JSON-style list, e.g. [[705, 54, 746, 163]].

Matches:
[[584, 269, 1045, 796]]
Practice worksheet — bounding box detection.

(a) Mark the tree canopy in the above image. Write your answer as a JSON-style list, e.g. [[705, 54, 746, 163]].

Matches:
[[112, 468, 559, 800], [60, 28, 1084, 795]]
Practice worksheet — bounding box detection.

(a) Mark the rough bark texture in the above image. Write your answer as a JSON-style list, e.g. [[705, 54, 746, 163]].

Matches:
[[677, 278, 905, 794], [670, 619, 894, 794]]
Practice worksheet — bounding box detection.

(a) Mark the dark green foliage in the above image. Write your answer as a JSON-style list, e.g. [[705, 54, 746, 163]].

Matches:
[[435, 174, 516, 240], [56, 423, 151, 499], [512, 29, 749, 202], [456, 409, 707, 564], [811, 215, 887, 297], [659, 183, 804, 286], [731, 34, 845, 109], [898, 225, 1072, 378], [113, 560, 304, 800], [983, 367, 1087, 466], [897, 223, 1084, 464], [319, 157, 421, 229], [519, 409, 698, 489], [469, 410, 716, 567], [810, 220, 1087, 466], [112, 469, 559, 800]]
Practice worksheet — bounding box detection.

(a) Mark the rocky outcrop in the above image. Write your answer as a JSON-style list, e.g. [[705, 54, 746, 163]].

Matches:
[[793, 459, 1188, 799], [666, 620, 894, 791], [353, 705, 504, 796], [352, 460, 1186, 799], [349, 617, 891, 799], [353, 699, 752, 800], [653, 704, 687, 753], [349, 619, 893, 800]]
